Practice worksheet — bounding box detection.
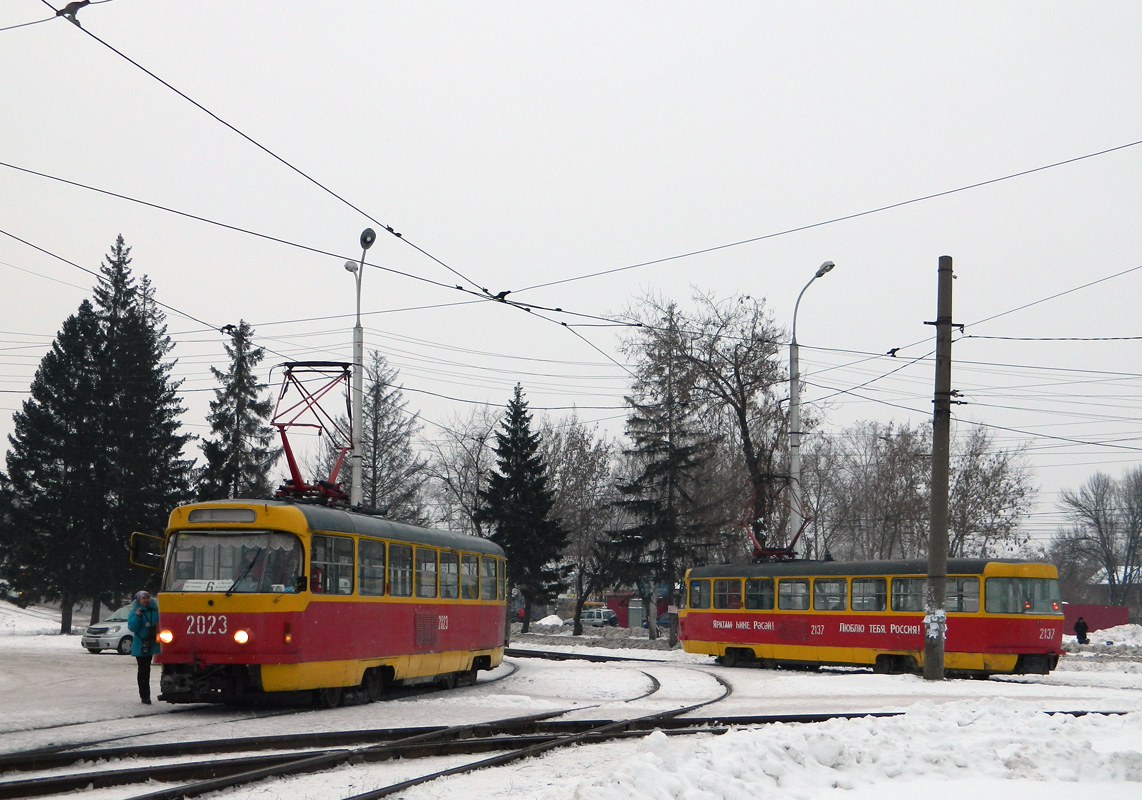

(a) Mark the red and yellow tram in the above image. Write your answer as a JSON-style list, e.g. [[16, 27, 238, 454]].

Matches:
[[153, 500, 507, 705], [679, 559, 1063, 676]]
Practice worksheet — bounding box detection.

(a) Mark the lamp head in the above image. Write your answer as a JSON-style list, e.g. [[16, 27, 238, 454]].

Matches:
[[344, 260, 358, 273], [816, 260, 835, 278], [360, 228, 376, 251]]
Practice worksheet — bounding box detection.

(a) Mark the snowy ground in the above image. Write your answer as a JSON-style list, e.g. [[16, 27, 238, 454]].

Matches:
[[2, 601, 1140, 799]]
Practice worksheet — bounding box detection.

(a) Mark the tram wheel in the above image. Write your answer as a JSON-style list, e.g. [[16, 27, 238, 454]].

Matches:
[[438, 672, 458, 690], [315, 687, 344, 708], [458, 666, 479, 687], [362, 669, 383, 703], [719, 649, 740, 668]]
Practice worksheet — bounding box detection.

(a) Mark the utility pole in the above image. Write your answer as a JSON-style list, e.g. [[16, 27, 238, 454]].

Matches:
[[924, 255, 954, 680], [789, 261, 835, 550], [347, 228, 376, 508]]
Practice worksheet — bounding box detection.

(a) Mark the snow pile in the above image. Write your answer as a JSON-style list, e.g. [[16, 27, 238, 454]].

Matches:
[[548, 700, 1142, 799], [1065, 624, 1142, 657], [1088, 624, 1142, 646], [535, 615, 565, 627], [0, 601, 62, 636]]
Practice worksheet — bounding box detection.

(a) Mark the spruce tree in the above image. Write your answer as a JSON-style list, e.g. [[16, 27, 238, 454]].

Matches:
[[1, 302, 109, 633], [606, 307, 722, 638], [92, 237, 192, 610], [197, 320, 279, 500], [312, 351, 427, 521], [358, 352, 428, 522], [0, 237, 192, 631], [475, 385, 567, 631]]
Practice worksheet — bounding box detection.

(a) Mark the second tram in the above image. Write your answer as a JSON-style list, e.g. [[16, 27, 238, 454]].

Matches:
[[679, 558, 1063, 677]]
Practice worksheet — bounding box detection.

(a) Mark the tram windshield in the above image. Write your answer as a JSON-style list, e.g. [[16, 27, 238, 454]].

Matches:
[[164, 530, 304, 593], [984, 577, 1063, 614]]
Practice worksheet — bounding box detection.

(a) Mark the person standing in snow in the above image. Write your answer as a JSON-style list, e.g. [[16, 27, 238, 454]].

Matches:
[[128, 590, 160, 704], [1073, 616, 1089, 645]]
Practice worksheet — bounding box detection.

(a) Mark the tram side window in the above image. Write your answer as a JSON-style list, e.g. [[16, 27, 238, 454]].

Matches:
[[851, 578, 887, 612], [416, 547, 438, 598], [499, 561, 507, 601], [778, 579, 810, 610], [745, 578, 775, 610], [814, 579, 848, 611], [358, 539, 386, 596], [713, 579, 743, 609], [947, 577, 980, 612], [311, 534, 354, 595], [440, 551, 460, 599], [389, 543, 413, 597], [1025, 577, 1062, 613], [480, 556, 498, 600], [461, 553, 479, 600], [891, 577, 926, 612], [688, 580, 710, 609], [985, 577, 1061, 614]]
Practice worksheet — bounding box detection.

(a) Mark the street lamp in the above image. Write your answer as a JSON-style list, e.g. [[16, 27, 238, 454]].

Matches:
[[788, 260, 835, 551], [345, 228, 376, 508]]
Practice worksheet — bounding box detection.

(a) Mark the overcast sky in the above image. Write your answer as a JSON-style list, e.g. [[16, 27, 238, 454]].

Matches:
[[2, 1, 1141, 545]]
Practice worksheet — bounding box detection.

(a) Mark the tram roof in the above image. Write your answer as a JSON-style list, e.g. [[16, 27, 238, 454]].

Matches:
[[179, 500, 506, 557], [687, 558, 1041, 579]]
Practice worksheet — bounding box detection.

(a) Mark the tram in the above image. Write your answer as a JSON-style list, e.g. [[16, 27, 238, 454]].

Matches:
[[152, 500, 508, 705], [679, 558, 1063, 676]]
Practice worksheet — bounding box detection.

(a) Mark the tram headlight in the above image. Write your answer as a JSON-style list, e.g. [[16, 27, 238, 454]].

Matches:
[[233, 629, 250, 645], [158, 629, 173, 645]]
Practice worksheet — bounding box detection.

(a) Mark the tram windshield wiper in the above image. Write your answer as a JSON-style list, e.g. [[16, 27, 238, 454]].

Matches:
[[225, 550, 263, 597]]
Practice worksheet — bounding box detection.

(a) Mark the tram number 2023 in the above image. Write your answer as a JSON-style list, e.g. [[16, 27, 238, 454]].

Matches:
[[186, 614, 228, 635]]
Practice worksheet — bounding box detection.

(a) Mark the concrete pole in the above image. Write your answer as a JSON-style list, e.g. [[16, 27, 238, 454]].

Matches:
[[349, 229, 375, 508], [924, 254, 954, 680], [788, 261, 834, 550]]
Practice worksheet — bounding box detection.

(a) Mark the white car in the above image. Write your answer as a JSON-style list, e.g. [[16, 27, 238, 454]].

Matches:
[[581, 608, 618, 627], [81, 606, 133, 654]]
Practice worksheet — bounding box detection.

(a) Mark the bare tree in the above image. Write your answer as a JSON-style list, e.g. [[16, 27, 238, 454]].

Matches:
[[824, 422, 930, 560], [1057, 468, 1142, 606], [310, 351, 428, 523], [423, 406, 499, 535], [538, 414, 617, 634], [804, 421, 1034, 562], [621, 291, 788, 551], [1044, 533, 1103, 604], [948, 428, 1033, 557]]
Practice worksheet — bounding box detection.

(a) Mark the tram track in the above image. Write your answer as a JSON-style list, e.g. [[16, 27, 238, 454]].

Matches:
[[1, 659, 525, 764], [6, 650, 1131, 800], [0, 659, 696, 800]]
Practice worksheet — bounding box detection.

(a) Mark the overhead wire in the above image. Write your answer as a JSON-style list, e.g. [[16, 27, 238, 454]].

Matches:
[[15, 8, 1142, 461], [38, 0, 489, 292], [514, 140, 1142, 293]]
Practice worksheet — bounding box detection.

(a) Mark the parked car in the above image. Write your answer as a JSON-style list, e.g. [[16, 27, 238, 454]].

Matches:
[[581, 608, 618, 627], [81, 606, 133, 654]]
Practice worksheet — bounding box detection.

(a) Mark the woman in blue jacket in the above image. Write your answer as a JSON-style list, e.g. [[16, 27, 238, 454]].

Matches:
[[127, 590, 160, 704]]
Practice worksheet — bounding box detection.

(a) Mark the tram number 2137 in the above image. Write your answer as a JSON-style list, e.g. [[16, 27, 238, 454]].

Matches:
[[186, 614, 228, 635]]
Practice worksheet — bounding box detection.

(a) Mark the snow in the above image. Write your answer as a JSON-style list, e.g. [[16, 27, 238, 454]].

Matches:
[[2, 600, 1140, 799], [1068, 623, 1142, 647]]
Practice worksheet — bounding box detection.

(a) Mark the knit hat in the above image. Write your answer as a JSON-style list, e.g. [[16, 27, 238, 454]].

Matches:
[[134, 591, 150, 602]]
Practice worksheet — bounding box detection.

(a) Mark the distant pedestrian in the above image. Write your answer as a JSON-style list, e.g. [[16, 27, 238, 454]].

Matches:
[[1074, 616, 1089, 645], [128, 590, 160, 704]]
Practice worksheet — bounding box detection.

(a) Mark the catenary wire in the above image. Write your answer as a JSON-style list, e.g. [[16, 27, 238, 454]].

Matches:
[[39, 1, 490, 293], [514, 140, 1142, 293]]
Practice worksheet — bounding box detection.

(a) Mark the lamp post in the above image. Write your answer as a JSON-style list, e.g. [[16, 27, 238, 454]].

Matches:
[[344, 228, 376, 508], [788, 260, 835, 551]]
